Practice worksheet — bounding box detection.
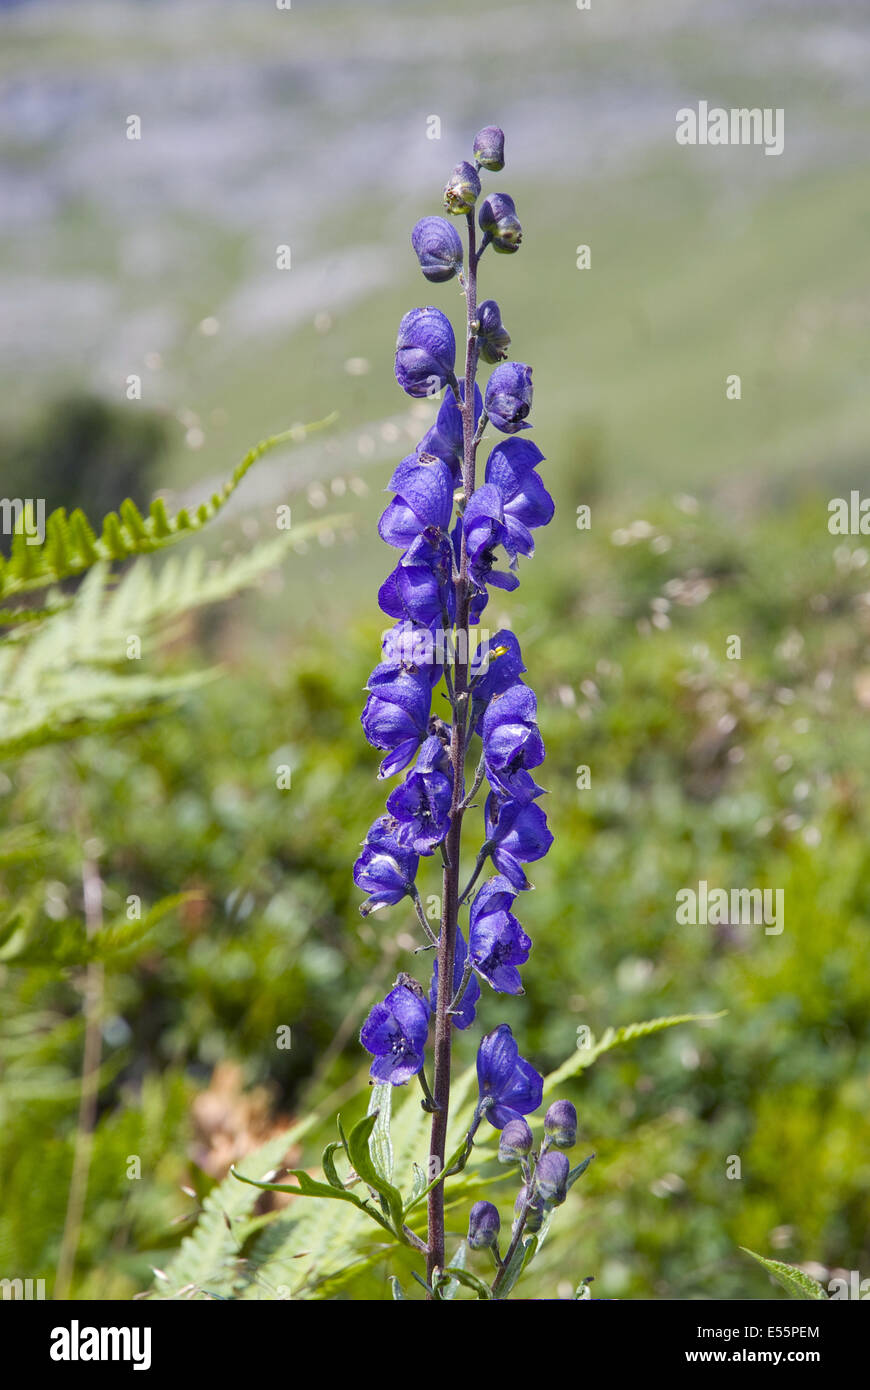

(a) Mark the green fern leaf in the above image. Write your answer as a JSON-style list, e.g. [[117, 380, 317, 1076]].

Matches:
[[150, 1120, 316, 1299], [544, 1011, 727, 1093], [0, 413, 336, 601], [2, 892, 197, 969], [0, 518, 341, 759]]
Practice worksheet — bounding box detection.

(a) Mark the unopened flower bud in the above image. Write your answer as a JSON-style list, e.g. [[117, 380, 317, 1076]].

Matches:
[[544, 1099, 577, 1149], [535, 1150, 570, 1206], [467, 1199, 501, 1250], [498, 1116, 533, 1163], [476, 299, 511, 364], [394, 306, 457, 398], [473, 125, 505, 172], [478, 192, 522, 253], [514, 1183, 545, 1233], [443, 161, 481, 216], [485, 361, 533, 434], [411, 216, 463, 283]]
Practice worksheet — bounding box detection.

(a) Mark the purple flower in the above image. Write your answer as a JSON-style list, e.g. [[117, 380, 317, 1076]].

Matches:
[[462, 483, 521, 592], [493, 767, 545, 806], [378, 529, 455, 627], [429, 927, 481, 1030], [362, 659, 432, 778], [476, 299, 511, 364], [468, 874, 532, 994], [353, 816, 419, 915], [378, 451, 455, 550], [476, 1023, 543, 1129], [417, 382, 483, 485], [544, 1099, 578, 1150], [535, 1150, 570, 1206], [395, 307, 457, 398], [498, 1116, 534, 1163], [485, 362, 533, 433], [379, 620, 443, 688], [478, 192, 522, 253], [443, 161, 481, 216], [467, 1199, 500, 1250], [386, 734, 453, 854], [411, 216, 464, 283], [485, 791, 553, 889], [468, 587, 491, 627], [473, 125, 505, 172], [485, 438, 553, 555], [470, 629, 528, 728], [360, 979, 430, 1084], [481, 682, 545, 797]]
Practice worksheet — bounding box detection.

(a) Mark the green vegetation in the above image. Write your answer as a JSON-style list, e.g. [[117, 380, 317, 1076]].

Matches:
[[2, 475, 868, 1299]]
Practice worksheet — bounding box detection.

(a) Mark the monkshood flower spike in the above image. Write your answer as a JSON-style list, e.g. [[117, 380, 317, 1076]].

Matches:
[[305, 124, 593, 1300]]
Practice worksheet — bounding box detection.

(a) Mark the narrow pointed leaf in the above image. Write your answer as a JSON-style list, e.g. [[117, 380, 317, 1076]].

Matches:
[[740, 1248, 828, 1301]]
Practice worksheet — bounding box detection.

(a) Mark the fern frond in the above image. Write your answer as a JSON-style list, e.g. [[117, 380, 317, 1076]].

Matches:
[[0, 518, 342, 759], [0, 824, 51, 867], [150, 1120, 316, 1299], [0, 413, 336, 602], [2, 892, 197, 969], [0, 596, 69, 626], [543, 1011, 727, 1093]]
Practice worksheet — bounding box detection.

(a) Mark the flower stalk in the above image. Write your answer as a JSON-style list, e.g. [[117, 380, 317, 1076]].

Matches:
[[351, 124, 590, 1300], [426, 207, 482, 1286]]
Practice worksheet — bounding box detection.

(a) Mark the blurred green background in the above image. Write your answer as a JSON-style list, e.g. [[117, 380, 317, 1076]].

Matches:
[[1, 0, 869, 1300]]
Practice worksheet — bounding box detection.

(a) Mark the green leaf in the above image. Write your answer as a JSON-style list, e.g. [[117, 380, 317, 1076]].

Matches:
[[0, 414, 337, 602], [320, 1141, 346, 1191], [493, 1234, 536, 1300], [566, 1153, 595, 1192], [336, 1113, 351, 1164], [409, 1162, 427, 1207], [390, 1276, 406, 1300], [437, 1263, 492, 1301], [231, 1165, 382, 1218], [435, 1242, 492, 1301], [367, 1082, 394, 1186], [437, 1241, 466, 1301], [544, 1011, 727, 1092], [344, 1111, 406, 1237], [740, 1248, 828, 1300]]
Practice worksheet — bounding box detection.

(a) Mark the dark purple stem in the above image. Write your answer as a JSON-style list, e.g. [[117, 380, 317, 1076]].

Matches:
[[426, 211, 481, 1290]]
